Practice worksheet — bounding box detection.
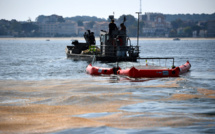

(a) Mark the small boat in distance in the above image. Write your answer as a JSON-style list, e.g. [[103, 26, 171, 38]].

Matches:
[[173, 38, 180, 41]]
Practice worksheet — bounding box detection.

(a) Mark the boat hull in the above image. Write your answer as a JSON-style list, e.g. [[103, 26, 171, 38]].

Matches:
[[66, 53, 137, 62]]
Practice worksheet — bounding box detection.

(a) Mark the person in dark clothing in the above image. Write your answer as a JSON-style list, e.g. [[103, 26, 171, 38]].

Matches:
[[84, 30, 91, 45], [89, 32, 95, 45], [109, 19, 118, 37], [120, 23, 126, 32]]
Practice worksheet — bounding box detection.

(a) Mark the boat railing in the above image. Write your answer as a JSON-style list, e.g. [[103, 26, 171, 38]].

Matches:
[[99, 40, 140, 58], [137, 57, 175, 68]]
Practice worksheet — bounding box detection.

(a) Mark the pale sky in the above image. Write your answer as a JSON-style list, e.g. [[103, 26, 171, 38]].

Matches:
[[0, 0, 214, 21]]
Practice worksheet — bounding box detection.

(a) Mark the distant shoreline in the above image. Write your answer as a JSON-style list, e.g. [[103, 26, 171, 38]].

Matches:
[[0, 37, 214, 40]]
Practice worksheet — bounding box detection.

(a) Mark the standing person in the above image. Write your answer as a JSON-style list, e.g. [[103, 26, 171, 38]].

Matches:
[[109, 19, 118, 37], [120, 23, 126, 32], [89, 32, 96, 45], [118, 23, 126, 46], [117, 23, 127, 57]]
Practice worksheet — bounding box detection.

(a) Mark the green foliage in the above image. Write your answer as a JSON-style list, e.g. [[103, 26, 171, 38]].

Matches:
[[170, 19, 205, 37], [65, 16, 106, 22], [1, 13, 214, 37], [171, 19, 183, 29], [10, 20, 22, 32], [57, 16, 65, 22], [166, 13, 215, 22], [127, 25, 137, 37], [184, 27, 192, 37], [118, 15, 136, 26], [21, 23, 39, 33], [192, 25, 201, 36], [85, 21, 95, 29], [117, 15, 137, 37], [77, 20, 83, 26], [169, 29, 177, 37], [0, 19, 39, 37]]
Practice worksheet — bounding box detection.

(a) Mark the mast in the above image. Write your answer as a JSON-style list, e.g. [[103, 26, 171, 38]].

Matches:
[[136, 12, 141, 48], [140, 0, 142, 13]]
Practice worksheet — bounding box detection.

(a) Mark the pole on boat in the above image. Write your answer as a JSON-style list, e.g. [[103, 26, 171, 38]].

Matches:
[[136, 12, 141, 48]]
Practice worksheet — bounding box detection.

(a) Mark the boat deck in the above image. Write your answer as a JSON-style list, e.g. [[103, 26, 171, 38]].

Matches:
[[67, 53, 137, 62]]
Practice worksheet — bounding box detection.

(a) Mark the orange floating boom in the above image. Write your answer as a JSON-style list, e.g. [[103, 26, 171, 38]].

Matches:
[[117, 61, 191, 78], [179, 61, 191, 74], [86, 61, 191, 78], [117, 66, 180, 78], [86, 64, 120, 75]]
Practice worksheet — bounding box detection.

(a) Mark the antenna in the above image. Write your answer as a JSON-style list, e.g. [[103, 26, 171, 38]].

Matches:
[[140, 0, 142, 13], [136, 12, 142, 48], [139, 0, 142, 21]]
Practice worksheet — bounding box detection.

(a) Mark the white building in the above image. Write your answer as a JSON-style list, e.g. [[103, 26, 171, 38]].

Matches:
[[92, 22, 109, 36], [141, 13, 171, 37], [38, 21, 78, 36], [57, 21, 78, 35]]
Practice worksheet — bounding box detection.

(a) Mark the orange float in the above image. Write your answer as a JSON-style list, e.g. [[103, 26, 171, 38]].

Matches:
[[86, 64, 120, 75], [179, 61, 191, 74], [117, 61, 191, 78], [117, 66, 180, 78]]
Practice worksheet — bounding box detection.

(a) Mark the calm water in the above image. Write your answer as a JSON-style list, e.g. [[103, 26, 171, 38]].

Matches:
[[0, 38, 215, 133]]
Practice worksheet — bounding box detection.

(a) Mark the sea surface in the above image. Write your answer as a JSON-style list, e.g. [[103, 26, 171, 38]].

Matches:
[[0, 38, 215, 134]]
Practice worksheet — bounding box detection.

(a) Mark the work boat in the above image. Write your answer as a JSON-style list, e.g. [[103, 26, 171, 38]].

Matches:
[[66, 16, 139, 62], [66, 30, 139, 62]]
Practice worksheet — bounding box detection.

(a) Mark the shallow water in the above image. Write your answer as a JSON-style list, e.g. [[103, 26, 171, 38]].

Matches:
[[0, 38, 215, 133]]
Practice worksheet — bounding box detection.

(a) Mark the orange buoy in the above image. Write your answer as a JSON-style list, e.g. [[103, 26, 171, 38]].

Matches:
[[86, 64, 120, 75], [179, 61, 191, 74]]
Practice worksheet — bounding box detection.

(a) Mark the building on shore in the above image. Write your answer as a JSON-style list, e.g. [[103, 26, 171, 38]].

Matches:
[[92, 22, 109, 36], [38, 21, 78, 37], [207, 20, 215, 37], [37, 15, 78, 37], [141, 13, 171, 37]]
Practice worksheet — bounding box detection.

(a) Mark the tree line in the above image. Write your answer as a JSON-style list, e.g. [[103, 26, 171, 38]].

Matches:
[[0, 13, 214, 37], [0, 19, 39, 37]]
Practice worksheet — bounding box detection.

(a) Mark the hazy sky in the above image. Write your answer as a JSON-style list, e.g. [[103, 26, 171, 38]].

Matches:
[[0, 0, 214, 21]]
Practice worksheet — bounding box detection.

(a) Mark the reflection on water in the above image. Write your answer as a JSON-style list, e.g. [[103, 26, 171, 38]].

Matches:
[[0, 39, 215, 133]]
